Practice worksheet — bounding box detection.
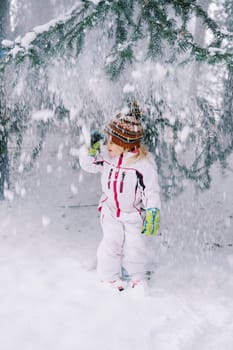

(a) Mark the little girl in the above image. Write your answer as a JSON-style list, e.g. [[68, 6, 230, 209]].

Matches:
[[79, 105, 161, 292]]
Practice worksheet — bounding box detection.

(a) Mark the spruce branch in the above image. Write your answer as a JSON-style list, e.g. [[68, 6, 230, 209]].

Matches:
[[1, 0, 232, 77], [1, 1, 109, 70]]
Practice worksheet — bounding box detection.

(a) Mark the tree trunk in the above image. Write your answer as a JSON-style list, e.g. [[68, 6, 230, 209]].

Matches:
[[0, 0, 10, 199], [223, 0, 233, 135], [0, 0, 10, 40], [12, 0, 54, 36], [0, 121, 9, 200], [189, 0, 210, 97]]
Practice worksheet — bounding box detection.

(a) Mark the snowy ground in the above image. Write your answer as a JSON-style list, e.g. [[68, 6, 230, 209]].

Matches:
[[0, 135, 233, 350]]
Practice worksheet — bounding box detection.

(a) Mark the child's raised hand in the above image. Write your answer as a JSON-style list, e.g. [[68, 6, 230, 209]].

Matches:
[[90, 130, 105, 146], [142, 208, 160, 236], [88, 141, 101, 157], [88, 130, 105, 157]]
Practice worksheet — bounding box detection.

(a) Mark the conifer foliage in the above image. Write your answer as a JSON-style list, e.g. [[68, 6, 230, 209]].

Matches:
[[0, 0, 233, 199], [1, 0, 232, 77]]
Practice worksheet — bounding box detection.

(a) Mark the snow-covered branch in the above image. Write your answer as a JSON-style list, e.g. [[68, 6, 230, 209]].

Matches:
[[0, 0, 232, 77]]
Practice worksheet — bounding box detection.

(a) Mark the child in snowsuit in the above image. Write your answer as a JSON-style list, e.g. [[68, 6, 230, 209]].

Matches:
[[79, 105, 161, 291]]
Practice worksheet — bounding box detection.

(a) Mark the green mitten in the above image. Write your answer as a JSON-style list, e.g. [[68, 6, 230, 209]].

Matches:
[[88, 141, 101, 157], [142, 208, 160, 236]]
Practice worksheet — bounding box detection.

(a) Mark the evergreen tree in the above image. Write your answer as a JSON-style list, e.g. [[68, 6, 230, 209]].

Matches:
[[0, 0, 233, 199], [1, 1, 232, 74]]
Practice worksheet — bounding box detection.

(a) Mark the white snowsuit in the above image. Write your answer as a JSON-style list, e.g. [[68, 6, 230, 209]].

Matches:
[[79, 145, 161, 281]]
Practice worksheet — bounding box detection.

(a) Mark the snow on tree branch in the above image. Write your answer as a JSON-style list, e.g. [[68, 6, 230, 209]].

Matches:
[[0, 0, 232, 77]]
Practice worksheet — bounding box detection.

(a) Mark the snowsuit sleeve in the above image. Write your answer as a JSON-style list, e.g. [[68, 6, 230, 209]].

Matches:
[[79, 144, 103, 174], [141, 155, 161, 210]]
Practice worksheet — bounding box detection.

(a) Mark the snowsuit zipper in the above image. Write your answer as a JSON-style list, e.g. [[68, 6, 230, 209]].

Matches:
[[120, 172, 126, 193], [108, 168, 113, 189], [113, 153, 123, 217]]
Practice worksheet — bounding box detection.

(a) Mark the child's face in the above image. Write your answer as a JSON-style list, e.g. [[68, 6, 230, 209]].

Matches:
[[107, 138, 124, 157]]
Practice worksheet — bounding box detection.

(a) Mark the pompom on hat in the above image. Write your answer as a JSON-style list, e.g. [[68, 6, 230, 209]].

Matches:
[[104, 101, 144, 149]]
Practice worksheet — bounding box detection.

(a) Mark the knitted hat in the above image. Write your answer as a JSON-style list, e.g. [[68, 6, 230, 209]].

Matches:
[[104, 102, 144, 149]]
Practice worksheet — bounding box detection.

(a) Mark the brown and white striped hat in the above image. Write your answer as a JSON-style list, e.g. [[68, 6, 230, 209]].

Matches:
[[104, 103, 144, 149]]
